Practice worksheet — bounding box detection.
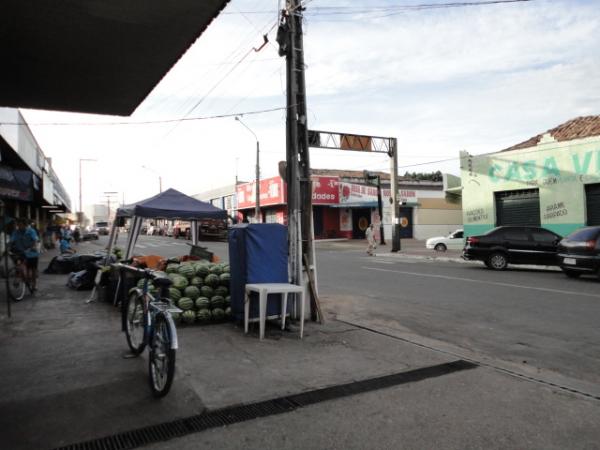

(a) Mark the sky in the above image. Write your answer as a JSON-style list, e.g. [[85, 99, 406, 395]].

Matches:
[[17, 0, 600, 212]]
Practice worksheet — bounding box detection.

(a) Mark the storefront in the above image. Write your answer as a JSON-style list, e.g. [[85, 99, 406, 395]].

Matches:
[[460, 116, 600, 237]]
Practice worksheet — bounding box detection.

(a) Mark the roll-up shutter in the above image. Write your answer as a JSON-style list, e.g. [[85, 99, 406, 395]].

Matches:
[[495, 189, 540, 226], [585, 183, 600, 225]]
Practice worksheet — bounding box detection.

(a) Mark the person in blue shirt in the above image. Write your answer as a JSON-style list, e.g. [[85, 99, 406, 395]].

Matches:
[[10, 218, 40, 292], [60, 237, 75, 254]]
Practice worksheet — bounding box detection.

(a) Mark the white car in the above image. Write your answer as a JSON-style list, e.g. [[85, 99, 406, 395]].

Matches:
[[426, 229, 465, 252]]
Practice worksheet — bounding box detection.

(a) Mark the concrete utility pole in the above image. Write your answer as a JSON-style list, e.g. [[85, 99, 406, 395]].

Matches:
[[390, 138, 401, 252], [235, 116, 261, 223], [141, 165, 162, 193], [278, 0, 318, 320]]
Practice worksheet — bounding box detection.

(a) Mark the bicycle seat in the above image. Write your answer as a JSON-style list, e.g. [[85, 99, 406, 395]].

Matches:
[[152, 276, 172, 288]]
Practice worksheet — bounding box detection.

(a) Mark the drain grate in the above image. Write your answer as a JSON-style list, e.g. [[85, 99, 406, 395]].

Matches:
[[53, 360, 476, 450]]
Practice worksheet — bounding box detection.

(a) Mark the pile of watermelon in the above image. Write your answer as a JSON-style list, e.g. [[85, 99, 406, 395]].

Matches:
[[167, 261, 232, 325]]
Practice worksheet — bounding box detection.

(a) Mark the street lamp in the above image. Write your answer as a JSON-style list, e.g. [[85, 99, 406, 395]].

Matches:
[[79, 158, 97, 221], [141, 165, 163, 193], [235, 116, 261, 223]]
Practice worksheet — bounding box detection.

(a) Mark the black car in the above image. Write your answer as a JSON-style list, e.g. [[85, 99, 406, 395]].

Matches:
[[557, 226, 600, 278], [462, 226, 561, 270]]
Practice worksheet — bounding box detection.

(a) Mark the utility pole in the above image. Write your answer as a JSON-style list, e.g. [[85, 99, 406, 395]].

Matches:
[[103, 191, 118, 224], [365, 172, 385, 245], [390, 138, 401, 252], [278, 0, 319, 320], [235, 117, 261, 223]]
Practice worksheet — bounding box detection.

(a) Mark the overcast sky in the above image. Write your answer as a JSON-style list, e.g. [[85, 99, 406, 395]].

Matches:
[[19, 0, 600, 211]]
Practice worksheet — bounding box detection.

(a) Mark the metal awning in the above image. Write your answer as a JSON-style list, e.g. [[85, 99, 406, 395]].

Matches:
[[0, 1, 229, 116]]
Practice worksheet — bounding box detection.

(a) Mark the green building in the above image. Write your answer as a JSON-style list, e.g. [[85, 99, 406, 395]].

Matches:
[[460, 116, 600, 237]]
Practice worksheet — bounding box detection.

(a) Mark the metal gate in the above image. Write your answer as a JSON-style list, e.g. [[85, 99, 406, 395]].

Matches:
[[585, 183, 600, 225], [495, 189, 540, 227]]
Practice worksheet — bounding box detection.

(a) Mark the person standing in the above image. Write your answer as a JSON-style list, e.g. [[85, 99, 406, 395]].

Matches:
[[10, 218, 40, 292], [365, 223, 376, 256]]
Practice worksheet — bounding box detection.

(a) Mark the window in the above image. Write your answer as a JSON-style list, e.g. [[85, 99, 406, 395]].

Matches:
[[452, 231, 464, 239], [502, 230, 529, 241], [531, 230, 558, 243]]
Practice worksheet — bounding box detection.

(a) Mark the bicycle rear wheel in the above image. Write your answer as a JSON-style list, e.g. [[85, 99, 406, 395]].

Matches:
[[7, 267, 26, 301], [148, 313, 176, 397], [124, 292, 146, 355]]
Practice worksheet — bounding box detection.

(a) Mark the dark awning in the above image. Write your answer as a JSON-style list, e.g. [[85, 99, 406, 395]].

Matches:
[[0, 165, 33, 201], [0, 1, 230, 116], [117, 188, 227, 220]]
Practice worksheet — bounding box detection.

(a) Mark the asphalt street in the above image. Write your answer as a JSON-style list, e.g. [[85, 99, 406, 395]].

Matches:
[[316, 240, 600, 398]]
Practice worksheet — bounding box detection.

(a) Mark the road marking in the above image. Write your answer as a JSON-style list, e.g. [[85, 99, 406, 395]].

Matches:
[[362, 266, 600, 299], [135, 244, 147, 249]]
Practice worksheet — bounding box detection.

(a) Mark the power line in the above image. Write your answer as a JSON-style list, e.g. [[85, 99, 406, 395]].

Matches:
[[0, 106, 289, 127]]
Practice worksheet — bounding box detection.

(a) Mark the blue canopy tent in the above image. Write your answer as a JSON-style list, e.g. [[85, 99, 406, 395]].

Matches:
[[107, 188, 227, 259]]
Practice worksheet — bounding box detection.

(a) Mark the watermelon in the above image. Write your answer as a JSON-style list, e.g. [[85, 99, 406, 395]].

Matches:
[[182, 310, 196, 324], [209, 264, 222, 275], [210, 295, 225, 309], [212, 308, 225, 320], [195, 297, 210, 310], [166, 263, 180, 274], [178, 297, 194, 311], [196, 309, 211, 322], [178, 264, 195, 279], [215, 286, 228, 297], [170, 311, 181, 323], [184, 286, 201, 300], [219, 272, 230, 286], [224, 306, 232, 317], [224, 295, 231, 306], [204, 273, 220, 288], [200, 285, 214, 298], [195, 264, 210, 277], [168, 287, 182, 302], [190, 276, 203, 287], [171, 275, 188, 290]]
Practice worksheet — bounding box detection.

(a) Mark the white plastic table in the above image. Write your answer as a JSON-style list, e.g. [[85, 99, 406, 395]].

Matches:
[[244, 283, 305, 340]]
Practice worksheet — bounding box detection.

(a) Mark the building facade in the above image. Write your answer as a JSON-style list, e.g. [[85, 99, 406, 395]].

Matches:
[[202, 168, 462, 240], [460, 116, 600, 237], [0, 108, 71, 227]]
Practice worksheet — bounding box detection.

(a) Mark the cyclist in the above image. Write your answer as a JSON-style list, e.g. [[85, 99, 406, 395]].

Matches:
[[10, 217, 40, 292]]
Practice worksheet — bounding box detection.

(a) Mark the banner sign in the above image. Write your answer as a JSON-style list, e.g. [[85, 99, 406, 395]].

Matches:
[[312, 176, 339, 204], [236, 176, 285, 209]]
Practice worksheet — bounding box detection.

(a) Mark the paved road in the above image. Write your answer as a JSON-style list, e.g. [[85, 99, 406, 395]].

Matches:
[[316, 240, 600, 397]]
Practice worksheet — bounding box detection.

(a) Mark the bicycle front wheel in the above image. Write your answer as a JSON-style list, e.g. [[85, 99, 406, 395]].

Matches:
[[149, 313, 176, 397], [124, 292, 146, 355], [7, 267, 26, 301]]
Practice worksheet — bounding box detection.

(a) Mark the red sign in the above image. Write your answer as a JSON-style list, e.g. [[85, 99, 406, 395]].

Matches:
[[237, 176, 285, 209], [312, 176, 339, 204]]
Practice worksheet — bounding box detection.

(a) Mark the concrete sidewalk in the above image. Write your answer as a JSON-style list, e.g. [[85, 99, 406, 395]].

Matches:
[[0, 243, 597, 449]]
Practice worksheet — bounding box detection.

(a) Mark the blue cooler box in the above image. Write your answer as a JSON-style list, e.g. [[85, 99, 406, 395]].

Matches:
[[228, 223, 288, 321]]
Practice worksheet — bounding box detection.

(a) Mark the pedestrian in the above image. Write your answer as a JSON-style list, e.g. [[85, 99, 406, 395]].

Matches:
[[365, 223, 376, 256], [10, 217, 40, 292]]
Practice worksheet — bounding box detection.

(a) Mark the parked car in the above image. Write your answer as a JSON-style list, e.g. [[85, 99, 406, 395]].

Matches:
[[557, 226, 600, 278], [462, 226, 561, 270], [426, 229, 464, 252]]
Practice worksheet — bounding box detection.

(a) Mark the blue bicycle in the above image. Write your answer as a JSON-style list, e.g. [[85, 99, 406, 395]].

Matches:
[[119, 264, 181, 397]]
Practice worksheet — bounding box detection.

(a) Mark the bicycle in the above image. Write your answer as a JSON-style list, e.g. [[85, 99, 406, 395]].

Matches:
[[118, 263, 182, 397], [6, 253, 33, 301]]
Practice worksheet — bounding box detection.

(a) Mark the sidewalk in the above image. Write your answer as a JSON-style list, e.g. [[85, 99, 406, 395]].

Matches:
[[1, 243, 597, 449]]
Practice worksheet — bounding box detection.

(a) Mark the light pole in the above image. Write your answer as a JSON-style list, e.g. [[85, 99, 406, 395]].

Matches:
[[141, 165, 163, 193], [235, 116, 261, 223], [79, 158, 97, 222]]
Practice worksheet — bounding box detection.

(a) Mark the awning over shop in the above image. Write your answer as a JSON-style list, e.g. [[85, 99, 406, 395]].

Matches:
[[0, 1, 230, 115], [0, 164, 33, 201]]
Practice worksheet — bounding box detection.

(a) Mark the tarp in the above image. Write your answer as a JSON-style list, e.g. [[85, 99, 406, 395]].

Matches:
[[116, 188, 227, 220]]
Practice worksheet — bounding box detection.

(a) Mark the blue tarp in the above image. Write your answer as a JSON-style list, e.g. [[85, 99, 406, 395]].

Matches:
[[115, 188, 226, 220], [228, 223, 288, 321]]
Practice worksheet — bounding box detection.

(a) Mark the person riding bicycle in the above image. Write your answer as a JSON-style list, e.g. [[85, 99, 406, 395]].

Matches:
[[10, 218, 40, 292]]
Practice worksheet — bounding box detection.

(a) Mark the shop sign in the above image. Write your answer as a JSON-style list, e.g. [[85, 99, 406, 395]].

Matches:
[[339, 182, 378, 204], [339, 208, 352, 231], [312, 176, 339, 204], [236, 176, 285, 209]]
